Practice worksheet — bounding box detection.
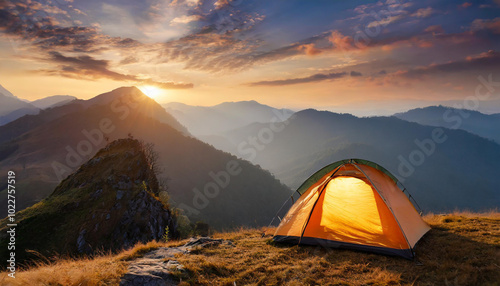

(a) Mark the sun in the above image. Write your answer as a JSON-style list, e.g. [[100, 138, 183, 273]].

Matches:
[[138, 85, 163, 100]]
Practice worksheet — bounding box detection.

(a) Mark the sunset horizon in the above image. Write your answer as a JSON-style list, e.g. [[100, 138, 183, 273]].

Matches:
[[2, 0, 500, 115]]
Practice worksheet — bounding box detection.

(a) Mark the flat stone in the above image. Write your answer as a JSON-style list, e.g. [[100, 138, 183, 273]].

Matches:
[[120, 238, 232, 285]]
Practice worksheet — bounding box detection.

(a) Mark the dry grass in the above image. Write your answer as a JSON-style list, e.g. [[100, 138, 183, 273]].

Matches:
[[1, 212, 499, 285], [0, 254, 127, 286], [0, 238, 195, 286], [116, 240, 166, 261], [174, 212, 500, 285]]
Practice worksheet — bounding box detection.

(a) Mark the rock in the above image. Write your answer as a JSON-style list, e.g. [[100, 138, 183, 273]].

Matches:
[[120, 247, 188, 286], [91, 189, 103, 199], [116, 190, 124, 200], [120, 237, 232, 285], [113, 202, 122, 210], [77, 229, 87, 253], [185, 237, 232, 248]]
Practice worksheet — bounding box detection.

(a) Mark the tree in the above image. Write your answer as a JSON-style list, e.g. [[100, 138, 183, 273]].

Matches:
[[139, 140, 162, 195]]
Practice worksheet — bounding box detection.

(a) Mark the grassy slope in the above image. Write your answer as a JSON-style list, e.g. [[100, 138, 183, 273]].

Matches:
[[2, 212, 499, 286]]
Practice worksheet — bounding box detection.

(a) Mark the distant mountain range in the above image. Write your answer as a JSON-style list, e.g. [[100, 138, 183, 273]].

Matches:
[[394, 106, 500, 143], [1, 84, 499, 227], [164, 101, 294, 137], [30, 95, 76, 109], [0, 87, 290, 229], [0, 84, 77, 126], [194, 109, 500, 212], [0, 94, 39, 124]]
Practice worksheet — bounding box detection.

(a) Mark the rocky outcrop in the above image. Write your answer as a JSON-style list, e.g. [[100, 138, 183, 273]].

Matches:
[[71, 139, 178, 254], [120, 237, 233, 286], [0, 138, 177, 264]]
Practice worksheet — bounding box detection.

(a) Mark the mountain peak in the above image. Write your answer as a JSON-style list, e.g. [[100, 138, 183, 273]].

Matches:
[[85, 86, 146, 106], [0, 83, 15, 98], [0, 138, 177, 263]]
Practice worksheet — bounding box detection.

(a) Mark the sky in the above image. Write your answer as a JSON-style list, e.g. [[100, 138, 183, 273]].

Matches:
[[1, 0, 500, 115]]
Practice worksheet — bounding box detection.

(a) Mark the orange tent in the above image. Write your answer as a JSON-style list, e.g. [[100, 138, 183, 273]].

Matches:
[[273, 159, 430, 259]]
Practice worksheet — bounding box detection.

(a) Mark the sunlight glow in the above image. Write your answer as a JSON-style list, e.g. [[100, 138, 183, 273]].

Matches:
[[138, 85, 163, 100]]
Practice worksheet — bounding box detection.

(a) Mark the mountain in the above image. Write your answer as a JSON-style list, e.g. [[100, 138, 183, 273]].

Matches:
[[394, 106, 500, 144], [86, 87, 189, 135], [164, 100, 294, 137], [0, 93, 39, 118], [0, 85, 40, 125], [30, 95, 77, 109], [0, 87, 187, 145], [209, 109, 500, 213], [0, 107, 39, 126], [0, 101, 86, 145], [0, 83, 14, 98], [0, 87, 290, 229], [0, 138, 177, 264]]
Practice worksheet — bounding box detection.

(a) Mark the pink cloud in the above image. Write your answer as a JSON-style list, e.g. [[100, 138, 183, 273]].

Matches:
[[460, 2, 472, 8]]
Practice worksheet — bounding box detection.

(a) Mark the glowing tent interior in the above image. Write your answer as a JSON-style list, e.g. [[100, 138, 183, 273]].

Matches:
[[273, 159, 430, 259]]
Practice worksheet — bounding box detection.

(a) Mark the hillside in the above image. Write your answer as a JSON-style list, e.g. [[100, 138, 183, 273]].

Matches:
[[0, 108, 39, 126], [0, 94, 39, 125], [0, 138, 177, 264], [394, 106, 500, 143], [30, 95, 76, 109], [0, 87, 291, 229], [164, 101, 294, 137], [207, 109, 500, 212], [2, 212, 499, 285], [0, 84, 41, 126]]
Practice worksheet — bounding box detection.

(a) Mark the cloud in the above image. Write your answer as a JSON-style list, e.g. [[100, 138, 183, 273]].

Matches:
[[460, 2, 472, 8], [38, 52, 193, 89], [42, 51, 136, 81], [3, 0, 500, 78], [143, 79, 194, 89], [170, 14, 203, 25], [397, 50, 500, 78], [366, 15, 405, 28], [0, 0, 140, 53], [298, 43, 322, 56], [248, 72, 347, 86], [214, 0, 230, 9], [424, 25, 445, 35], [329, 30, 359, 51], [156, 28, 334, 72], [350, 71, 363, 77], [471, 17, 500, 34], [412, 7, 435, 18]]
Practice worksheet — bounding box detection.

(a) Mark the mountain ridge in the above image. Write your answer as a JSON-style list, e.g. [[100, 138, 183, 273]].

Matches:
[[206, 108, 500, 212], [30, 95, 77, 109], [164, 100, 294, 137], [394, 105, 500, 143], [0, 87, 291, 229]]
